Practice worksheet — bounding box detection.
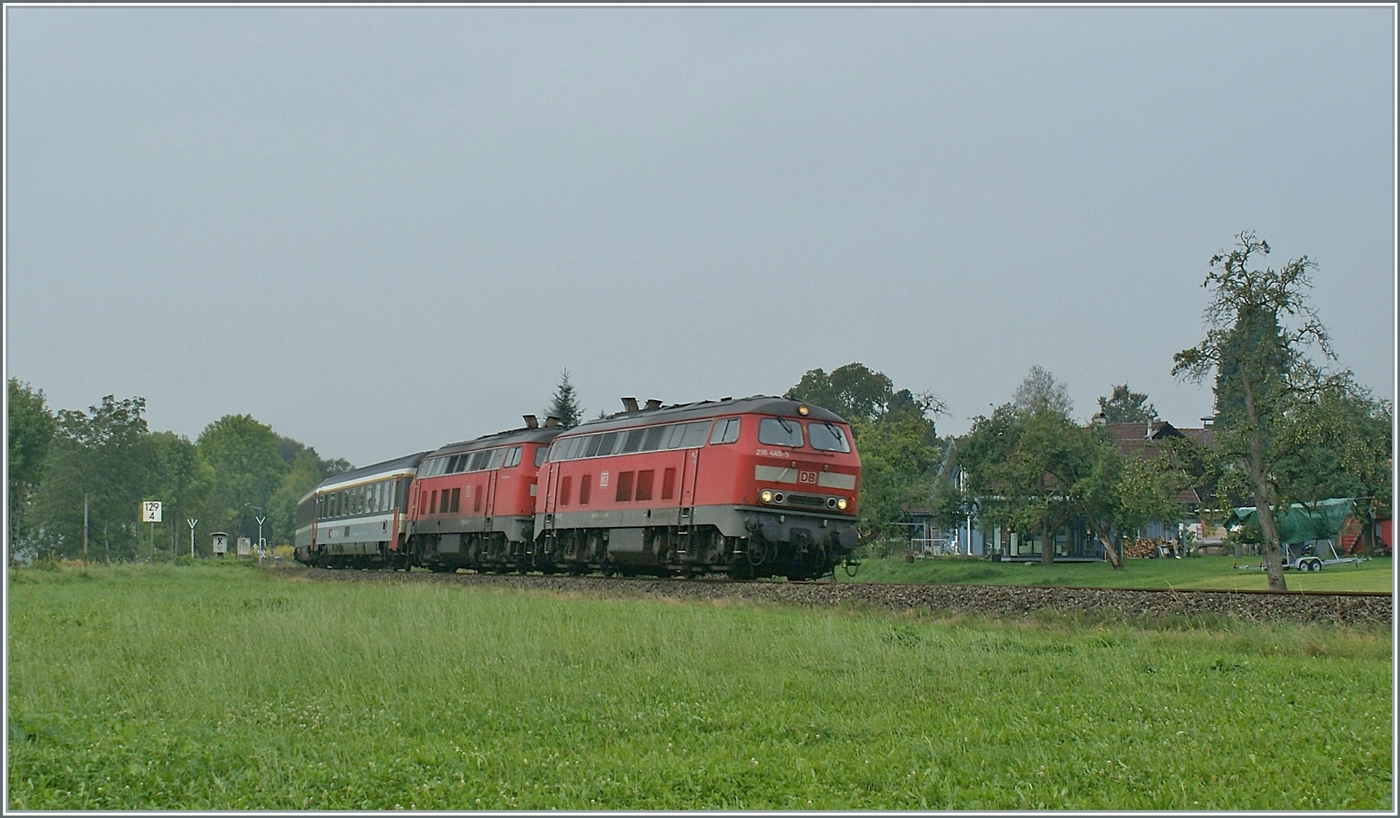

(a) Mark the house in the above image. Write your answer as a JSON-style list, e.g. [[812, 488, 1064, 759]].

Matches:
[[942, 416, 1219, 563]]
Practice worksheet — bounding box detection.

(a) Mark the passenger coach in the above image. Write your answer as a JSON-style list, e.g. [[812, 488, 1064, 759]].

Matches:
[[535, 396, 861, 579], [295, 452, 428, 569]]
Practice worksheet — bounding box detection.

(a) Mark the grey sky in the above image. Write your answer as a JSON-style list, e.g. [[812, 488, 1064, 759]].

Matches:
[[5, 5, 1395, 467]]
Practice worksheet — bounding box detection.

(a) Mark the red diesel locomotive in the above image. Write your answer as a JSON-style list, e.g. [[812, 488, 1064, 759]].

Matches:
[[534, 395, 860, 579], [295, 395, 861, 580]]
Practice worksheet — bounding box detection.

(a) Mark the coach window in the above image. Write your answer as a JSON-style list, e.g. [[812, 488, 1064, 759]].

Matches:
[[641, 425, 666, 451], [664, 424, 687, 449], [489, 449, 506, 470], [504, 447, 521, 468], [583, 435, 602, 458], [710, 418, 741, 444], [596, 431, 620, 457], [622, 429, 646, 454], [758, 418, 804, 448]]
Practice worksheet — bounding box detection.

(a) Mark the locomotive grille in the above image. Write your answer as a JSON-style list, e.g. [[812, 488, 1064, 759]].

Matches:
[[785, 493, 827, 509]]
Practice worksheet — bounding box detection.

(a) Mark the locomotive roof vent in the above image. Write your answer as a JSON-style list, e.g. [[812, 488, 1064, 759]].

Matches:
[[523, 414, 539, 429], [721, 396, 732, 402], [644, 399, 662, 411], [621, 397, 640, 413], [544, 416, 559, 428]]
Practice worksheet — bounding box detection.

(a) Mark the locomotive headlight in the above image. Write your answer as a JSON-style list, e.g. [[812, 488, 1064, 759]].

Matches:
[[837, 498, 848, 511], [798, 405, 810, 416], [760, 489, 774, 504]]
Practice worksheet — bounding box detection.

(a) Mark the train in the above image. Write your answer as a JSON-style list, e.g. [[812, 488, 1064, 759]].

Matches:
[[294, 395, 861, 580]]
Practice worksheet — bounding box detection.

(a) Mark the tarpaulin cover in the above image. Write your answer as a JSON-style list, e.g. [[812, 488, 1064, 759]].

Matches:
[[1232, 498, 1356, 543]]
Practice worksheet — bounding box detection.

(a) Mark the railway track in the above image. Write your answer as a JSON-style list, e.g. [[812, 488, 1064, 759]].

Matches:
[[290, 567, 1392, 627]]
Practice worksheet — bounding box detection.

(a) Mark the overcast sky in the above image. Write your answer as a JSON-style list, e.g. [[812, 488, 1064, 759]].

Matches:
[[5, 5, 1395, 467]]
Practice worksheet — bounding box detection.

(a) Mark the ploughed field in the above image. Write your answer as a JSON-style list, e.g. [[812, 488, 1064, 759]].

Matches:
[[7, 562, 1392, 810]]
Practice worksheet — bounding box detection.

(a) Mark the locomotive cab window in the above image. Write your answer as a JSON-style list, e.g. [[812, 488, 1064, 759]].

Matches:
[[710, 417, 741, 444], [758, 417, 804, 448], [808, 421, 851, 452], [534, 446, 548, 468]]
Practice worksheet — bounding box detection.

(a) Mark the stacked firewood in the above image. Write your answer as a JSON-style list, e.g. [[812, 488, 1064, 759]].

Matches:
[[1123, 538, 1176, 559]]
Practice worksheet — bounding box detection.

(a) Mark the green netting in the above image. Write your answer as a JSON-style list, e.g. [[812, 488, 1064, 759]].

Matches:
[[1231, 498, 1356, 543]]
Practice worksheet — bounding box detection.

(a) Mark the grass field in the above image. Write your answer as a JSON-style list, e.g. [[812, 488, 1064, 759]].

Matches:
[[846, 554, 1395, 593], [6, 562, 1393, 810]]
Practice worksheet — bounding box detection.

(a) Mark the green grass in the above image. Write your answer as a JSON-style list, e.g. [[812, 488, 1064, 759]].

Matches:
[[847, 554, 1395, 593], [7, 563, 1392, 810]]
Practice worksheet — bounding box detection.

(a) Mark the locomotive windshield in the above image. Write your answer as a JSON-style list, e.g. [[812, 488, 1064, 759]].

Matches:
[[758, 417, 804, 448], [808, 421, 851, 452]]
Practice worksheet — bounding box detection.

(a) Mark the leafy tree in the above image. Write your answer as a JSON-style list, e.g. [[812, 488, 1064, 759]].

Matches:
[[1097, 384, 1158, 423], [546, 370, 585, 430], [144, 431, 213, 559], [1271, 377, 1392, 553], [197, 414, 290, 546], [267, 449, 326, 546], [1173, 231, 1346, 590], [1012, 365, 1074, 417], [30, 395, 154, 561], [7, 379, 56, 559]]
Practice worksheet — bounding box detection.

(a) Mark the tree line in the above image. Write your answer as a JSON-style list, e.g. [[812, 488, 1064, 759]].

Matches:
[[7, 384, 350, 564]]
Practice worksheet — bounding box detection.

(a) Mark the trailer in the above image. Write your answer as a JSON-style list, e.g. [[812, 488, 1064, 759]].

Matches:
[[1229, 499, 1375, 571], [1234, 538, 1368, 571]]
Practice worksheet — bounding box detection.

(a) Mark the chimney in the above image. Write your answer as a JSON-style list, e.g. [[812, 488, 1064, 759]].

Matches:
[[621, 397, 639, 413], [544, 416, 559, 429], [522, 415, 539, 429], [644, 399, 662, 411]]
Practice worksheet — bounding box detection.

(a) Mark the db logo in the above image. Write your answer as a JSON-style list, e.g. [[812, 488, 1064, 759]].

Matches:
[[798, 470, 817, 484]]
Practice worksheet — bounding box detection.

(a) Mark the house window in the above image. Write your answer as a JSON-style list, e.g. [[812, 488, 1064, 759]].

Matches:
[[635, 469, 655, 501], [616, 471, 635, 502], [661, 467, 677, 501], [580, 475, 592, 505]]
